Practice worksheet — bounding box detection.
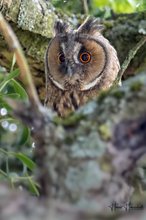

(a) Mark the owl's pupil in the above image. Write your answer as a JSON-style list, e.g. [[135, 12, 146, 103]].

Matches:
[[80, 52, 91, 64], [58, 53, 65, 63], [82, 54, 88, 61]]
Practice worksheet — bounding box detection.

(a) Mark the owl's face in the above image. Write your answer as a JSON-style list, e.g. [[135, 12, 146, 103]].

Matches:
[[45, 18, 111, 91]]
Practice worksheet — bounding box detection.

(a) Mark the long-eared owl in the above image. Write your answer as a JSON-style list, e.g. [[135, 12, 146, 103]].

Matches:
[[45, 17, 120, 117]]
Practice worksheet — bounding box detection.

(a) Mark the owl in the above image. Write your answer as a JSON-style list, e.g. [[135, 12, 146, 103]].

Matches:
[[45, 17, 120, 117]]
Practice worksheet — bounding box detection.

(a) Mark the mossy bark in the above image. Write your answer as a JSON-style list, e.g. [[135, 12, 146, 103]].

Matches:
[[0, 70, 146, 220]]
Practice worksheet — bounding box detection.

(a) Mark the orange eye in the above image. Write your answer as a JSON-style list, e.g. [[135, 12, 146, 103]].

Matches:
[[79, 52, 91, 64], [58, 53, 65, 63]]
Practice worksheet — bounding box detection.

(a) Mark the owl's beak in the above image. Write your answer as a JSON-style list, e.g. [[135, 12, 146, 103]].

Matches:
[[67, 66, 73, 77]]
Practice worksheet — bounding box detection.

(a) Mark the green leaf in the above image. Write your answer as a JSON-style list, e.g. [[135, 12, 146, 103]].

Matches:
[[14, 153, 36, 171], [10, 79, 28, 100], [27, 175, 40, 196], [0, 69, 19, 92], [17, 126, 30, 146], [1, 93, 21, 99], [0, 169, 8, 177]]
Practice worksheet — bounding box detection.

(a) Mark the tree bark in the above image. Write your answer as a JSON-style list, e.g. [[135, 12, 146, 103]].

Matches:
[[0, 68, 146, 220]]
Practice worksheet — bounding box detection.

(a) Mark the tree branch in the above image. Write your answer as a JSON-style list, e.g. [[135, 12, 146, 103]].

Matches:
[[0, 12, 40, 107], [0, 12, 51, 197], [116, 36, 146, 84]]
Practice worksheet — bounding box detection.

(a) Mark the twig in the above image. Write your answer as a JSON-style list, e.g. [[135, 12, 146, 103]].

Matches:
[[81, 0, 89, 15], [0, 12, 52, 198], [5, 98, 52, 198], [0, 12, 40, 107], [116, 36, 146, 85]]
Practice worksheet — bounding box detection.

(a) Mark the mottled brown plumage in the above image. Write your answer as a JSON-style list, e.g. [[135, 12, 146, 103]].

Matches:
[[45, 17, 120, 117]]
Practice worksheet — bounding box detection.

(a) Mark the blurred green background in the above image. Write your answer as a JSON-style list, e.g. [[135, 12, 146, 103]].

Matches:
[[52, 0, 146, 16]]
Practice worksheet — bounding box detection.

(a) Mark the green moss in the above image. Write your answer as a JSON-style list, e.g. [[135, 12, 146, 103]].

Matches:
[[111, 90, 125, 99], [64, 136, 74, 145], [98, 124, 111, 140], [99, 156, 113, 173], [130, 81, 143, 92], [103, 20, 114, 28], [97, 90, 109, 104], [12, 25, 48, 61], [53, 113, 85, 127]]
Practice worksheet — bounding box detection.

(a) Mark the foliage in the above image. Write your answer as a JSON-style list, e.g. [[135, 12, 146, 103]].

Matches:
[[92, 0, 146, 14], [51, 0, 146, 16], [0, 58, 39, 196]]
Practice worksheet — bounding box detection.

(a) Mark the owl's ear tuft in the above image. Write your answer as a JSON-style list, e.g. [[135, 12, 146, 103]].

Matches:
[[77, 17, 104, 35], [54, 20, 70, 35]]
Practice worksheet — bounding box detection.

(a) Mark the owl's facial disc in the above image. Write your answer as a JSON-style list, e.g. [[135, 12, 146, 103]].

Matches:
[[46, 35, 107, 91]]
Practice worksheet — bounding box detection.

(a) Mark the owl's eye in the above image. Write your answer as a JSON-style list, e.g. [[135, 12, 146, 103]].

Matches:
[[58, 53, 65, 63], [79, 52, 91, 64]]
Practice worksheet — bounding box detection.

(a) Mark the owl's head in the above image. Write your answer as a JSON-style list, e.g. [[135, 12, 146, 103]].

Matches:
[[45, 18, 120, 91]]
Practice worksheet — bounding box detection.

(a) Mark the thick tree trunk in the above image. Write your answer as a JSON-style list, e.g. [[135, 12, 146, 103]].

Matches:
[[0, 67, 146, 220]]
